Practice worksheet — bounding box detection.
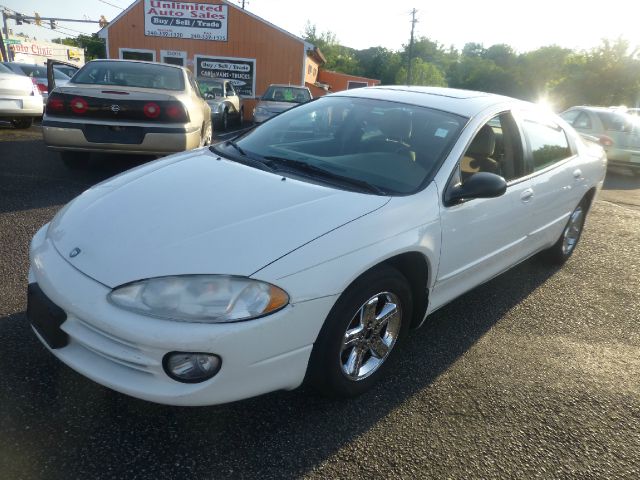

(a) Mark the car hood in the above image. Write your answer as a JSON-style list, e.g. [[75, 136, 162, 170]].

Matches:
[[258, 101, 298, 113], [47, 149, 389, 288]]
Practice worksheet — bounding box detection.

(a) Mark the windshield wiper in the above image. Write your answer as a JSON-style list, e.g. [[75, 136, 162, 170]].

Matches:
[[209, 143, 275, 173], [262, 156, 387, 195]]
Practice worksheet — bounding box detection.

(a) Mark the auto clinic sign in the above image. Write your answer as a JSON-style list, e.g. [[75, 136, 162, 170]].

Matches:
[[195, 55, 256, 97], [144, 0, 228, 41]]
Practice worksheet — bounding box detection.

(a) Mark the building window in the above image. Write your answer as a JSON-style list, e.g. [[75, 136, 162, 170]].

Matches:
[[347, 81, 368, 90], [119, 48, 156, 62]]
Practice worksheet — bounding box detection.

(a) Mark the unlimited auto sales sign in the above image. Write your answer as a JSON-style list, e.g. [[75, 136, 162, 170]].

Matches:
[[144, 0, 228, 41]]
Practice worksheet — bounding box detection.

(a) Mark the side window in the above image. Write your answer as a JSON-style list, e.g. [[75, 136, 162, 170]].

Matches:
[[227, 82, 236, 96], [559, 110, 580, 125], [460, 112, 525, 183], [573, 112, 592, 129], [522, 116, 572, 171]]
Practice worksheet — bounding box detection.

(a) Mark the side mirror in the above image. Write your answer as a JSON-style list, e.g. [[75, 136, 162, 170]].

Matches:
[[445, 172, 507, 206]]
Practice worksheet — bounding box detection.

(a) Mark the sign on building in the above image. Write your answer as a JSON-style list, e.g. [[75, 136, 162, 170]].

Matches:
[[195, 55, 256, 98], [144, 0, 228, 41]]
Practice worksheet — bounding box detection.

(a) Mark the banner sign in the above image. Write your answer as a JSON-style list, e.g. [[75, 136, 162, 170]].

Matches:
[[144, 0, 228, 41], [195, 55, 256, 98]]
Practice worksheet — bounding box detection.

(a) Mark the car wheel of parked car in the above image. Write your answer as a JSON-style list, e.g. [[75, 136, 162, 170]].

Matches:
[[221, 110, 229, 131], [60, 151, 88, 169], [11, 117, 33, 129], [307, 265, 412, 398], [543, 197, 589, 264], [200, 122, 212, 147]]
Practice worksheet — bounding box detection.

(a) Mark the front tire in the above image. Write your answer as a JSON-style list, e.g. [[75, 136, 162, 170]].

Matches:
[[11, 117, 33, 129], [542, 198, 588, 264], [307, 265, 412, 398]]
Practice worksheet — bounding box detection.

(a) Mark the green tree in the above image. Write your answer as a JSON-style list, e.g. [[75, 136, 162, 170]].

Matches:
[[396, 58, 446, 86], [52, 33, 106, 60]]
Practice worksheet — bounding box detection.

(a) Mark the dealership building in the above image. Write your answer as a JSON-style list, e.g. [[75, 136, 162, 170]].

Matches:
[[98, 0, 379, 118]]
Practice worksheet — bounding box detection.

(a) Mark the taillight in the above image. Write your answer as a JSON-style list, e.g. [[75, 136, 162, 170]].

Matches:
[[47, 95, 65, 114], [31, 78, 47, 94], [598, 135, 614, 147], [70, 97, 89, 114], [166, 103, 187, 122], [143, 102, 161, 119]]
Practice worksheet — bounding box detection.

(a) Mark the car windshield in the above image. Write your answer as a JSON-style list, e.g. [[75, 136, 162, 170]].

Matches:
[[198, 79, 224, 98], [72, 61, 185, 91], [0, 63, 11, 74], [262, 86, 311, 103], [222, 96, 466, 195]]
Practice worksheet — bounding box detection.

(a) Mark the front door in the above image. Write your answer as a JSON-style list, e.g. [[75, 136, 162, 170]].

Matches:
[[431, 111, 537, 309]]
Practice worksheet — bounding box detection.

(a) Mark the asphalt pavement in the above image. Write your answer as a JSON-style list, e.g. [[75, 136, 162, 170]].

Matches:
[[1, 124, 639, 479]]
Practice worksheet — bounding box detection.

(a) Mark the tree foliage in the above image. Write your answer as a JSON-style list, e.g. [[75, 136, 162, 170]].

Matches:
[[52, 34, 106, 60], [302, 23, 640, 109]]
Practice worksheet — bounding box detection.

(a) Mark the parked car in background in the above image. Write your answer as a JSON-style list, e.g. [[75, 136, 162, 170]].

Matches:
[[1, 62, 70, 103], [197, 77, 243, 130], [253, 84, 312, 123], [560, 106, 640, 175], [28, 86, 606, 406], [0, 62, 43, 128], [42, 59, 212, 168]]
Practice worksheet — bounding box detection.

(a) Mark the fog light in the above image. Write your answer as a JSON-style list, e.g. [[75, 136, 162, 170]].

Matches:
[[163, 352, 221, 383]]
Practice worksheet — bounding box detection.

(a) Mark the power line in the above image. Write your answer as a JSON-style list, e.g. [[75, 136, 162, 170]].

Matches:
[[97, 0, 124, 10]]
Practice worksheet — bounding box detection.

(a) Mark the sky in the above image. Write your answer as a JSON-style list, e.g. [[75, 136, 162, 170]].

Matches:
[[2, 0, 640, 53]]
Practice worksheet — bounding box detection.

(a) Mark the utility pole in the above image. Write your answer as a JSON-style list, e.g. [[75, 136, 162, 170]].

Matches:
[[1, 10, 12, 61], [406, 8, 417, 85]]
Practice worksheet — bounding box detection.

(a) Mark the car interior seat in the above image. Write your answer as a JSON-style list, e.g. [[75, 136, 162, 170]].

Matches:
[[274, 91, 284, 101], [460, 124, 500, 181], [361, 109, 415, 161]]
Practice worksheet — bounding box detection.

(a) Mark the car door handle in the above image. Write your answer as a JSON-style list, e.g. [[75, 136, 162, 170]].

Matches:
[[573, 169, 582, 179], [520, 188, 534, 203]]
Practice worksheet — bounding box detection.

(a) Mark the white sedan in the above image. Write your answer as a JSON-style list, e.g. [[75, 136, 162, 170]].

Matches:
[[28, 87, 606, 406]]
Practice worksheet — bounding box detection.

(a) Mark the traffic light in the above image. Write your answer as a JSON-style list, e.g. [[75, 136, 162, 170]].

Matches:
[[34, 13, 41, 26], [99, 15, 109, 28], [49, 19, 56, 29], [15, 13, 24, 25]]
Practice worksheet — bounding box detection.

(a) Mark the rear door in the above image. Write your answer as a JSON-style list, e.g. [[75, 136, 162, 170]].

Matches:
[[518, 111, 589, 248]]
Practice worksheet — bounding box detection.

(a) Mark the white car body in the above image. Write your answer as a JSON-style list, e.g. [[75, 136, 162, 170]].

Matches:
[[28, 87, 607, 406], [0, 63, 43, 123]]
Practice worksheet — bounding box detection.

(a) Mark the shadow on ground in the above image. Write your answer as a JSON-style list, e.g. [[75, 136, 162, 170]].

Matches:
[[0, 257, 559, 479]]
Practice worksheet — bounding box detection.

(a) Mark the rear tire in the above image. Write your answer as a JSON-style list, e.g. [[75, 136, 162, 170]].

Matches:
[[306, 265, 412, 398], [541, 197, 589, 265], [60, 151, 88, 169], [11, 117, 33, 129]]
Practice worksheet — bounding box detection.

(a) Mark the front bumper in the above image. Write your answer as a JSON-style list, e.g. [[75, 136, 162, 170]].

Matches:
[[28, 225, 337, 406], [0, 95, 43, 117], [42, 118, 202, 155]]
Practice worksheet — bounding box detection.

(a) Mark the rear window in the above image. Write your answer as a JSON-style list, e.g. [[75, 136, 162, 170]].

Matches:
[[73, 61, 185, 91], [596, 111, 635, 132], [11, 64, 69, 80]]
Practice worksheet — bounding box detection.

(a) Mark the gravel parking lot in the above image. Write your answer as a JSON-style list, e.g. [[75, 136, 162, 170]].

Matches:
[[1, 124, 639, 479]]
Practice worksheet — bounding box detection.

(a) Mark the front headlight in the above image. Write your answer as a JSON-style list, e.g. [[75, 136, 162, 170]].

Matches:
[[108, 275, 289, 323]]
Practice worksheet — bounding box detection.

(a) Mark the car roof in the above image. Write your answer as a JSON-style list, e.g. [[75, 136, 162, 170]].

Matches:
[[267, 84, 309, 89], [330, 86, 526, 118], [85, 59, 187, 72]]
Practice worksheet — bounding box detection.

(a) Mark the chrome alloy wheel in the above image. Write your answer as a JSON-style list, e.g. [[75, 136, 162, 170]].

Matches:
[[340, 292, 402, 381], [562, 205, 584, 255]]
